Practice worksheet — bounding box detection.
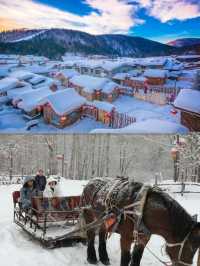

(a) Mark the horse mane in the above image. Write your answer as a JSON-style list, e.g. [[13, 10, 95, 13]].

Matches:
[[152, 189, 195, 241]]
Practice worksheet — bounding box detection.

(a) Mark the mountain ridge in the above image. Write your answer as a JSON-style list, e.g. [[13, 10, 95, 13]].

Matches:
[[0, 28, 194, 59]]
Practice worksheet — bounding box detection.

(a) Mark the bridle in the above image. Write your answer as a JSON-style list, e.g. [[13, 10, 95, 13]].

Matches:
[[166, 227, 195, 266]]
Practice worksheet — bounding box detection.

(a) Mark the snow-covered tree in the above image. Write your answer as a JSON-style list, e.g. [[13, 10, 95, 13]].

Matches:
[[172, 134, 200, 182]]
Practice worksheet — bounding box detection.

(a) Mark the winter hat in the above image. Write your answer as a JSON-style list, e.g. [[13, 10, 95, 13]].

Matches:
[[47, 176, 58, 185], [23, 176, 35, 186]]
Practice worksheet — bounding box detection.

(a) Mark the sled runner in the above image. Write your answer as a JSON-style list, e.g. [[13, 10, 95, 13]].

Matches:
[[12, 191, 86, 248]]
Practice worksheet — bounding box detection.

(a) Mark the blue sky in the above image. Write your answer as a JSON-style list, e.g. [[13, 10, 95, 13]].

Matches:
[[0, 0, 199, 43]]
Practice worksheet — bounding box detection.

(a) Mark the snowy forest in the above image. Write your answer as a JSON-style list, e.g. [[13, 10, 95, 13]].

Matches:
[[0, 135, 174, 182], [0, 134, 199, 183]]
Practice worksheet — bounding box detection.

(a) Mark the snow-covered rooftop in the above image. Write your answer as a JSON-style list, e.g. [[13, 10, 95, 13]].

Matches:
[[40, 88, 86, 115], [58, 69, 79, 79], [112, 73, 129, 80], [23, 65, 52, 74], [29, 75, 46, 85], [0, 77, 20, 92], [92, 100, 115, 112], [17, 87, 53, 112], [174, 89, 200, 114], [130, 76, 147, 82], [9, 70, 34, 81], [144, 69, 168, 78], [7, 83, 33, 99], [102, 81, 118, 93], [70, 75, 109, 92]]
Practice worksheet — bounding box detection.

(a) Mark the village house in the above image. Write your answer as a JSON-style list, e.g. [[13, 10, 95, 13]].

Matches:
[[91, 100, 116, 126], [55, 69, 79, 87], [7, 82, 33, 103], [68, 60, 135, 78], [112, 73, 131, 85], [124, 76, 147, 89], [9, 70, 34, 81], [16, 87, 54, 119], [0, 77, 21, 103], [173, 89, 200, 131], [176, 55, 200, 63], [41, 88, 86, 128], [69, 74, 109, 101], [101, 81, 119, 102], [144, 69, 168, 86]]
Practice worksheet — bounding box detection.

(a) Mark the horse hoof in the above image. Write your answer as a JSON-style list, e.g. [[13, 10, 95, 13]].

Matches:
[[87, 258, 98, 264], [100, 260, 110, 265]]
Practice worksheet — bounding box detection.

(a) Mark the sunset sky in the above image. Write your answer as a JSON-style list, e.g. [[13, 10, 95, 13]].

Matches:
[[0, 0, 199, 43]]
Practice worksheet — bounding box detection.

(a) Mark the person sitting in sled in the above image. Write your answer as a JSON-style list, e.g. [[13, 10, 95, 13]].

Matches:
[[20, 176, 36, 211], [43, 176, 61, 198]]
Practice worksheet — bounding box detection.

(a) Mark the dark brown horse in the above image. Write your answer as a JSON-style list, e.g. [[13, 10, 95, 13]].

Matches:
[[81, 177, 200, 266]]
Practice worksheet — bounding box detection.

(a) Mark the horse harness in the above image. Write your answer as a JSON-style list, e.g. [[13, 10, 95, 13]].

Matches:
[[102, 178, 151, 244], [165, 228, 195, 266], [102, 180, 195, 266]]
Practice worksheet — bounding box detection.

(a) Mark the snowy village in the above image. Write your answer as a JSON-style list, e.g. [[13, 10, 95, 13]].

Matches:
[[0, 53, 200, 133], [1, 134, 200, 266], [1, 0, 200, 266]]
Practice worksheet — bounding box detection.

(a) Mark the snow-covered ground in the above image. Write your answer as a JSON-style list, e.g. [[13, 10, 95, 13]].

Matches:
[[0, 179, 199, 266], [0, 96, 179, 133]]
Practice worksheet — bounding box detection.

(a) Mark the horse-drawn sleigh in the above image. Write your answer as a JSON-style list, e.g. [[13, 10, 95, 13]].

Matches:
[[13, 177, 200, 266], [12, 191, 86, 248]]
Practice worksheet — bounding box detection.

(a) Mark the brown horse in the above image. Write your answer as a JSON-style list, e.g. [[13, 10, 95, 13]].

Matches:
[[81, 177, 200, 266]]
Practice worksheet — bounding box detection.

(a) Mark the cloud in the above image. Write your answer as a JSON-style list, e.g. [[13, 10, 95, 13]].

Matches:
[[135, 0, 200, 22], [0, 0, 143, 34]]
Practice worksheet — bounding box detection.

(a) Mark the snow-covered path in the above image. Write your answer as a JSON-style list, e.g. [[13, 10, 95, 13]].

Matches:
[[0, 182, 199, 266], [114, 96, 180, 124]]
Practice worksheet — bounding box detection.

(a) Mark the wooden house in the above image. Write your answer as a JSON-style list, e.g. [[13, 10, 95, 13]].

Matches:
[[55, 69, 79, 87], [16, 87, 53, 119], [41, 88, 86, 128], [0, 77, 21, 103], [124, 76, 147, 89], [69, 75, 108, 101], [91, 100, 115, 126], [101, 81, 119, 102], [144, 69, 168, 86], [173, 89, 200, 131], [112, 73, 130, 85]]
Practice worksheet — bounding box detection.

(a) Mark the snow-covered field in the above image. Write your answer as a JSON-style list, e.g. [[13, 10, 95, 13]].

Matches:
[[0, 96, 179, 133], [0, 179, 199, 266]]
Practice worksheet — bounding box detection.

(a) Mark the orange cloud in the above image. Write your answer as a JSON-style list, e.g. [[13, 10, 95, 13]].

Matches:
[[0, 18, 20, 31]]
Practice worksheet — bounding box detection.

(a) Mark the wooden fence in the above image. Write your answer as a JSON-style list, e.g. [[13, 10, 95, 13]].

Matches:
[[111, 111, 136, 129], [82, 105, 136, 129]]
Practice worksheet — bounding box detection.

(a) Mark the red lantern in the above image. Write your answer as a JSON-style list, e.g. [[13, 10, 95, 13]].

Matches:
[[60, 116, 67, 123], [171, 147, 178, 160], [37, 105, 42, 112], [56, 154, 64, 160], [171, 109, 178, 115]]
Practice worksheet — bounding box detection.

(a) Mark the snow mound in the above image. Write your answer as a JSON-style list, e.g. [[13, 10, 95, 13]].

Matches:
[[91, 119, 189, 134]]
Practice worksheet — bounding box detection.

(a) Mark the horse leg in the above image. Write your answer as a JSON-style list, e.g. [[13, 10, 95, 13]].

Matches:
[[98, 227, 110, 265], [83, 209, 98, 264], [120, 233, 132, 266], [130, 234, 151, 266]]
